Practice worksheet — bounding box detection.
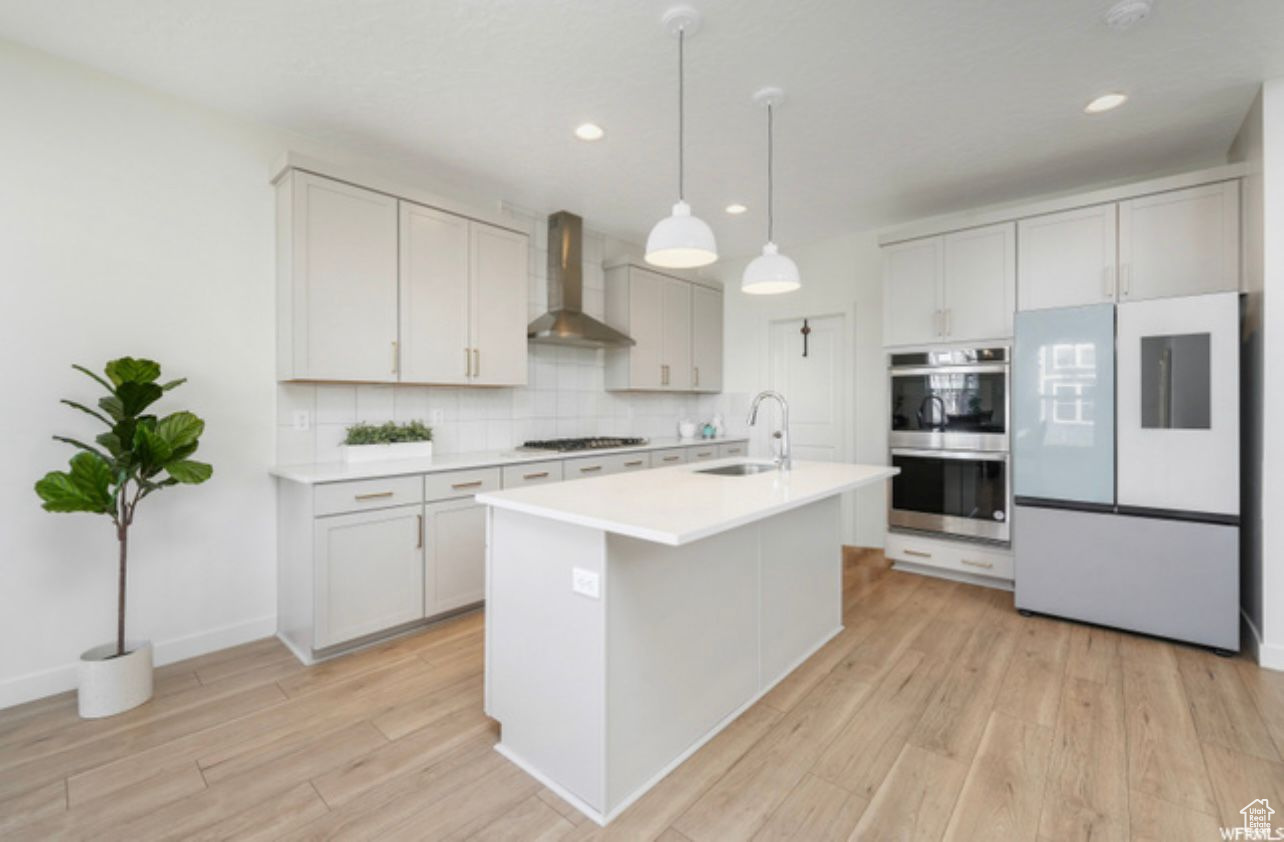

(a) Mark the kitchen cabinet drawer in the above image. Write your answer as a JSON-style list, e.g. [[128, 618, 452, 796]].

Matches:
[[717, 442, 747, 459], [502, 461, 565, 488], [314, 475, 423, 517], [651, 448, 689, 467], [687, 444, 719, 462], [563, 452, 637, 479], [884, 531, 1013, 580], [424, 467, 501, 502], [618, 453, 652, 472]]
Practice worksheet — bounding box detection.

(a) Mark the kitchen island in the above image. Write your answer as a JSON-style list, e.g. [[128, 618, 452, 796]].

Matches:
[[478, 458, 898, 825]]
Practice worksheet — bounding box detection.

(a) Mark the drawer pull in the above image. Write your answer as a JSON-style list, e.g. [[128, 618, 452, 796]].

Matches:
[[417, 513, 423, 549], [904, 549, 932, 559], [662, 456, 681, 462], [522, 472, 550, 480], [624, 460, 644, 467], [451, 480, 484, 490], [961, 558, 994, 570], [354, 491, 395, 501], [696, 451, 713, 457], [726, 447, 742, 454], [579, 465, 603, 473]]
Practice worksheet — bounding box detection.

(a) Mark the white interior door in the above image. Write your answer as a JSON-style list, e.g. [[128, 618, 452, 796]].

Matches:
[[768, 316, 845, 463], [1116, 292, 1239, 516]]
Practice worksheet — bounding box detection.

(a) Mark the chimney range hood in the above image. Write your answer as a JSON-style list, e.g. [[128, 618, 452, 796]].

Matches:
[[527, 212, 636, 348]]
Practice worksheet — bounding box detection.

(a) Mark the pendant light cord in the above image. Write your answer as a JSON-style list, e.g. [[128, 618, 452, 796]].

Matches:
[[767, 102, 774, 243], [678, 27, 685, 201]]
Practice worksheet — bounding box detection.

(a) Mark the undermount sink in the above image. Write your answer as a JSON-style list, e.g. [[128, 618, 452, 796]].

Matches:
[[697, 462, 778, 476]]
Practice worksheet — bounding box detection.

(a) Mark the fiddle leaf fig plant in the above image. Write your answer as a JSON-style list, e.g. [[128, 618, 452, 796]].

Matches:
[[35, 358, 212, 658]]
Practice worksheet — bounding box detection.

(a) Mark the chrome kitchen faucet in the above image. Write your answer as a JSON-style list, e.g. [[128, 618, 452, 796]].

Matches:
[[747, 390, 792, 470]]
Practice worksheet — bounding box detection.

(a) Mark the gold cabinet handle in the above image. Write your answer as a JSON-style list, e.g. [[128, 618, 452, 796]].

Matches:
[[451, 480, 484, 490], [904, 548, 932, 559], [473, 348, 480, 378], [624, 460, 644, 467], [417, 513, 423, 549], [696, 451, 713, 458], [523, 471, 549, 480], [579, 465, 602, 473], [464, 347, 471, 378], [961, 558, 994, 570], [354, 491, 394, 501], [662, 455, 681, 462], [391, 340, 399, 375], [693, 366, 699, 387]]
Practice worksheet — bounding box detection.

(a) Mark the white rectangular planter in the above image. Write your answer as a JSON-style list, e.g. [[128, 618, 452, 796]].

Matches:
[[342, 440, 433, 464]]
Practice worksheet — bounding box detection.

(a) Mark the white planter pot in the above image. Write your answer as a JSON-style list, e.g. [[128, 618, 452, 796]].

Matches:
[[78, 640, 153, 719], [342, 440, 433, 464]]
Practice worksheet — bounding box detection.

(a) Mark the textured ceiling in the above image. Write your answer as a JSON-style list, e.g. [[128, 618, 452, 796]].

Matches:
[[2, 0, 1282, 257]]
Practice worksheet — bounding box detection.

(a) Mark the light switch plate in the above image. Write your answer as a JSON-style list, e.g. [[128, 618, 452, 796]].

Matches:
[[571, 567, 600, 599]]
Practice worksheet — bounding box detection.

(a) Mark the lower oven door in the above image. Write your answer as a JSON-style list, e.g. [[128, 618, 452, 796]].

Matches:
[[890, 448, 1010, 542]]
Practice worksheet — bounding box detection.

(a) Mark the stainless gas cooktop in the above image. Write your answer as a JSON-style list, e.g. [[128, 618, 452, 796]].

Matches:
[[517, 437, 648, 453]]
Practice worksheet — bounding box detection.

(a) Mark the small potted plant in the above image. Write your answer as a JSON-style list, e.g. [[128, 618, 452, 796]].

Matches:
[[342, 420, 434, 463], [35, 358, 212, 718]]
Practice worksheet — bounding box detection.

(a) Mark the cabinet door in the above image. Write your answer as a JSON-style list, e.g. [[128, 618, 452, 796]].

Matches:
[[690, 285, 723, 392], [469, 222, 529, 386], [883, 237, 943, 347], [1118, 181, 1239, 302], [399, 202, 471, 384], [424, 498, 487, 616], [942, 223, 1015, 341], [661, 276, 693, 390], [314, 507, 424, 648], [628, 269, 665, 389], [1017, 204, 1117, 311], [292, 173, 399, 381]]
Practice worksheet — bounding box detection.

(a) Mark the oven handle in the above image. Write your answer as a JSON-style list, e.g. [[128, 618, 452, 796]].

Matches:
[[891, 447, 1009, 462], [889, 363, 1009, 377]]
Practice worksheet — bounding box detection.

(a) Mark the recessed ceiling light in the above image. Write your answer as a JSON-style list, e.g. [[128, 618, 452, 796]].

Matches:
[[574, 123, 605, 141], [725, 203, 748, 215], [1105, 0, 1153, 30], [1085, 93, 1128, 114]]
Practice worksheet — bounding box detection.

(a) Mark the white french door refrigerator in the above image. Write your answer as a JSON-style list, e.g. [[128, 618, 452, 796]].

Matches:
[[1012, 292, 1239, 651]]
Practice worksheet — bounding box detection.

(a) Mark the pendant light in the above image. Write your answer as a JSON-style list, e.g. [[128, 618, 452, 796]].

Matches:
[[646, 7, 718, 269], [742, 87, 801, 294]]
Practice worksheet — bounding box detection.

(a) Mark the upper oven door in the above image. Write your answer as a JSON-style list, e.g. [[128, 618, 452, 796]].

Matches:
[[889, 358, 1009, 452]]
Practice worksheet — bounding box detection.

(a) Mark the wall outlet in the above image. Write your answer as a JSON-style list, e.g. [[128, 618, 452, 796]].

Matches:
[[571, 567, 600, 599], [291, 410, 311, 432], [430, 409, 445, 425]]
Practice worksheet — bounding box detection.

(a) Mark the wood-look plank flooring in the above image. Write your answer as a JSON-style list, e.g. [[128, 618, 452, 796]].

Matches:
[[2, 548, 1280, 840]]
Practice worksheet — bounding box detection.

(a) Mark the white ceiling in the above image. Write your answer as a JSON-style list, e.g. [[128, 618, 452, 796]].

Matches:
[[2, 0, 1282, 257]]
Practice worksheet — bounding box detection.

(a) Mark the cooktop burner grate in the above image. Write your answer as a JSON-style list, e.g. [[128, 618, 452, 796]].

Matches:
[[520, 437, 648, 453]]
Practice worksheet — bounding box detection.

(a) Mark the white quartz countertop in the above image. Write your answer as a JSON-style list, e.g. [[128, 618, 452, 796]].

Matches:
[[476, 458, 899, 546], [269, 436, 748, 485]]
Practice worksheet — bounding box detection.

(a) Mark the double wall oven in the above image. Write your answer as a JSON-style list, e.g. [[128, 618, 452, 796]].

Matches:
[[888, 347, 1011, 543]]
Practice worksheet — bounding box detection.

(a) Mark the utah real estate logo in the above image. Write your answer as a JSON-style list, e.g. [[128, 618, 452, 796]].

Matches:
[[1222, 799, 1281, 840]]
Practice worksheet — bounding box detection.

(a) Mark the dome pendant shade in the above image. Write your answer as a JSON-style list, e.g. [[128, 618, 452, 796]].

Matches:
[[646, 200, 718, 268], [741, 242, 801, 294]]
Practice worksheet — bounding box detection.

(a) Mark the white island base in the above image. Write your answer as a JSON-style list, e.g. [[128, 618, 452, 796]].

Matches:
[[484, 494, 847, 825]]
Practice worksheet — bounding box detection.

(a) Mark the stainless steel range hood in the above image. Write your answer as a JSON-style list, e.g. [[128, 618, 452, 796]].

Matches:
[[527, 211, 636, 348]]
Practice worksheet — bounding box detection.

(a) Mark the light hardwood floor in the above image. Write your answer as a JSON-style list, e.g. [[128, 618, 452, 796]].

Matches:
[[2, 550, 1281, 840]]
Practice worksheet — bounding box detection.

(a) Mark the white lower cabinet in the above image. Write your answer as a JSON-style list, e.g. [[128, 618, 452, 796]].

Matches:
[[883, 530, 1013, 581], [314, 506, 425, 648], [424, 498, 488, 616]]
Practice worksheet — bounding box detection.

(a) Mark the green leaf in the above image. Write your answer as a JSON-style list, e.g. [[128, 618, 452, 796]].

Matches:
[[133, 423, 173, 469], [104, 357, 161, 386], [60, 399, 112, 427], [156, 411, 204, 451], [164, 460, 212, 484], [98, 394, 125, 421], [96, 431, 124, 457], [160, 378, 187, 392], [114, 381, 164, 417], [35, 452, 115, 514], [72, 364, 114, 392], [52, 435, 112, 462]]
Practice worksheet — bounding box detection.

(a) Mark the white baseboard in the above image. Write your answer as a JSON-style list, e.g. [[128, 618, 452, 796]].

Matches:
[[1238, 609, 1284, 671], [0, 614, 276, 711]]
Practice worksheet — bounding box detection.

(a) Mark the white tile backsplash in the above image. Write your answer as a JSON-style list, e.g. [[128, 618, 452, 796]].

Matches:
[[274, 207, 745, 466]]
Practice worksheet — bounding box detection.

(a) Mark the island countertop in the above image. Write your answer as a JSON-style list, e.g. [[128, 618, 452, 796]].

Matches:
[[476, 458, 898, 546]]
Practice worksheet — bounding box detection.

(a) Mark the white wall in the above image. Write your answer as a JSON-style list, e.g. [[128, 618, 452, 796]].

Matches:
[[712, 231, 888, 548]]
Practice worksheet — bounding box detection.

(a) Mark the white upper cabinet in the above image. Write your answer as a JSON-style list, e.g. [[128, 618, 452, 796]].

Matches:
[[279, 172, 400, 381], [399, 202, 471, 384], [691, 285, 723, 392], [660, 276, 693, 390], [606, 264, 720, 392], [277, 169, 527, 386], [1118, 181, 1240, 302], [1017, 203, 1117, 312], [942, 223, 1016, 343], [882, 236, 943, 347], [469, 222, 529, 386]]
